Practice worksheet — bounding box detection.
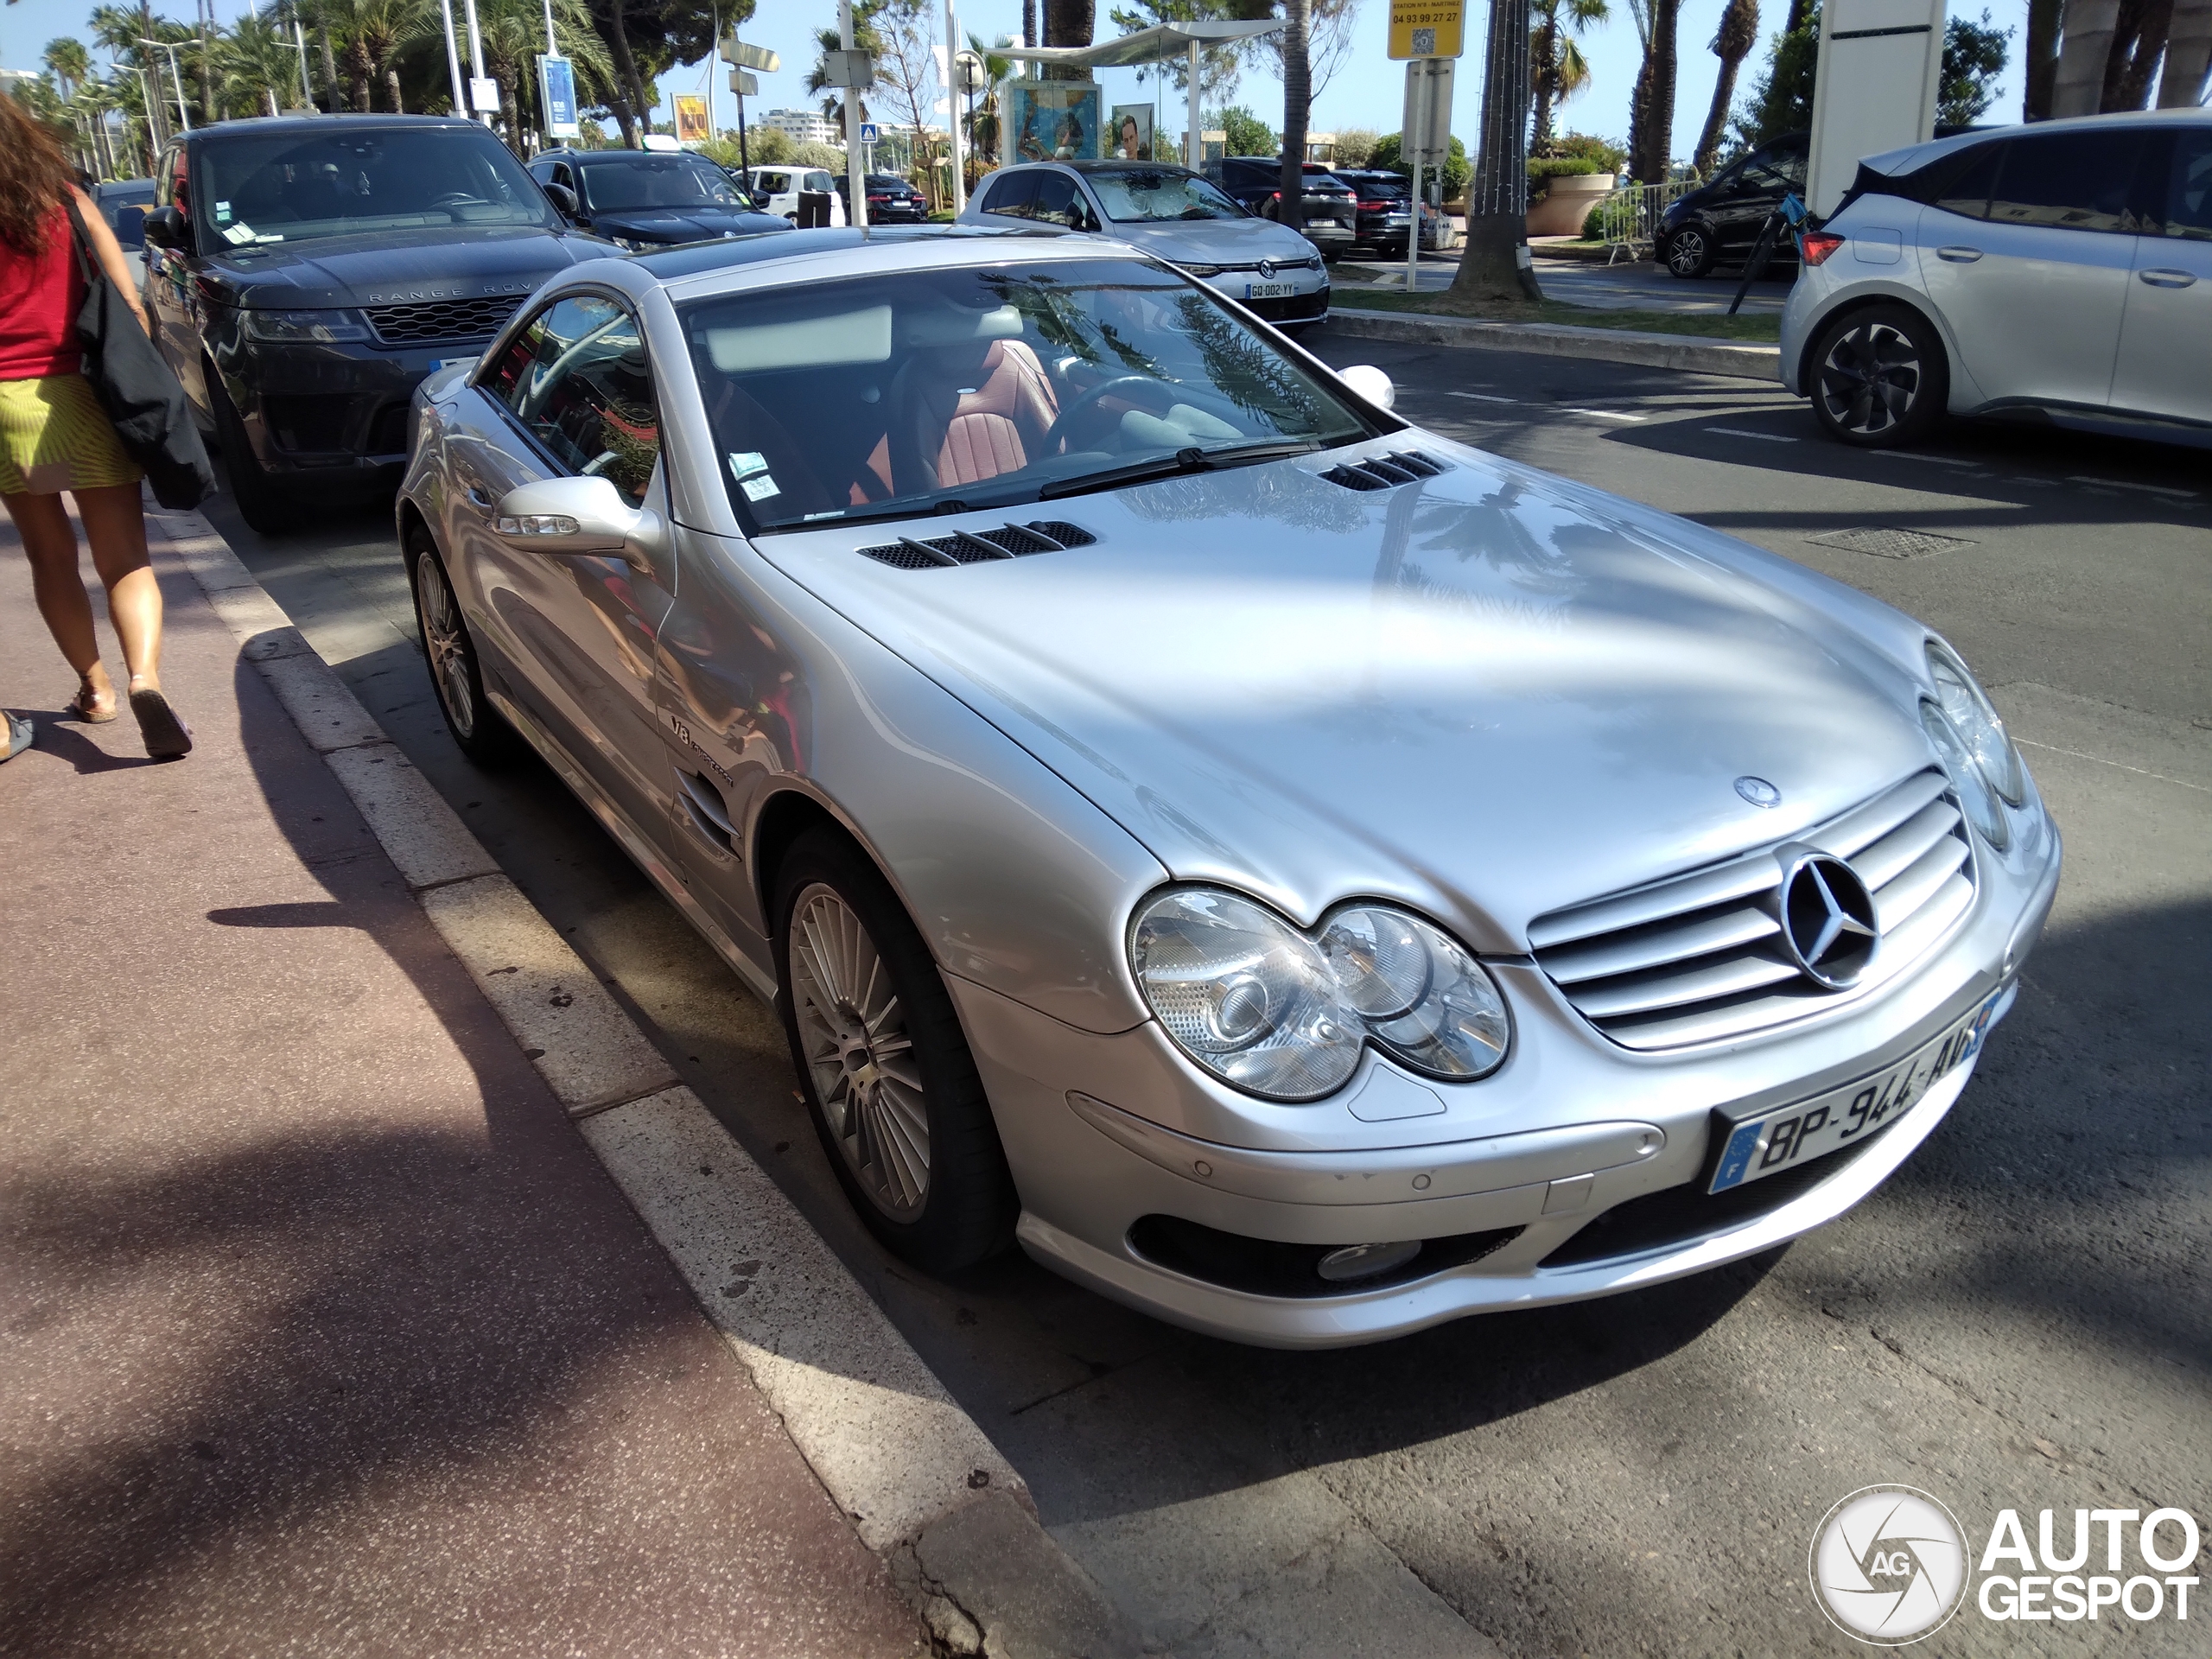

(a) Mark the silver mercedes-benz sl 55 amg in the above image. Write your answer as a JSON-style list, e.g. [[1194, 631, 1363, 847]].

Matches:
[[396, 226, 2060, 1348]]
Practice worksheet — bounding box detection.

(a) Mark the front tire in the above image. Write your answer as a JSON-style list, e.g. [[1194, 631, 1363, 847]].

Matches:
[[1809, 303, 1949, 448], [407, 526, 521, 766], [1663, 224, 1715, 277], [207, 368, 301, 535], [773, 827, 1016, 1273]]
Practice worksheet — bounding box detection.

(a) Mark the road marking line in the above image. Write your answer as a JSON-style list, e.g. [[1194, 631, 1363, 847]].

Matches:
[[2068, 475, 2197, 499], [1449, 391, 1521, 403], [1704, 426, 1798, 442], [1563, 407, 1648, 422], [1872, 451, 1980, 468], [2015, 738, 2209, 794]]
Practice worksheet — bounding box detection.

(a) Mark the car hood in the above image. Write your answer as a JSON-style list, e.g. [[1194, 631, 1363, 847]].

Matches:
[[192, 225, 607, 308], [750, 437, 1939, 952], [1103, 215, 1325, 265], [588, 206, 791, 240]]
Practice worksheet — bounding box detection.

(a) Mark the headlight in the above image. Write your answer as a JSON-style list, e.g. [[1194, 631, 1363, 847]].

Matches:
[[1921, 701, 2009, 852], [1925, 639, 2024, 804], [241, 307, 371, 343], [612, 235, 648, 251], [1130, 889, 1510, 1102]]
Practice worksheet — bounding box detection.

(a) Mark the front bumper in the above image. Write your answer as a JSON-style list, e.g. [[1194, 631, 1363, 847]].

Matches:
[[948, 792, 2061, 1348], [215, 329, 498, 476]]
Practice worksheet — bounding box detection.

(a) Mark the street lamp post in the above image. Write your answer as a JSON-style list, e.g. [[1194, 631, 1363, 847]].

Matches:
[[137, 38, 193, 132]]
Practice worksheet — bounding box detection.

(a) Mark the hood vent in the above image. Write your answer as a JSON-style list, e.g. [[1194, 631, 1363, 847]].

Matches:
[[857, 519, 1096, 570], [1320, 450, 1446, 493]]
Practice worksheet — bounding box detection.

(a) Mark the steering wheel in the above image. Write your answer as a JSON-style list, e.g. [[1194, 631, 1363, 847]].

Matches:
[[431, 191, 480, 211], [1042, 375, 1178, 455]]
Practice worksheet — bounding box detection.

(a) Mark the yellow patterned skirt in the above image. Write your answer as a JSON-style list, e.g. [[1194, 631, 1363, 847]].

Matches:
[[0, 373, 142, 496]]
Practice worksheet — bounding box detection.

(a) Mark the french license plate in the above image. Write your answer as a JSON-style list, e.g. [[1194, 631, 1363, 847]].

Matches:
[[1248, 281, 1297, 299], [1707, 991, 2003, 1193]]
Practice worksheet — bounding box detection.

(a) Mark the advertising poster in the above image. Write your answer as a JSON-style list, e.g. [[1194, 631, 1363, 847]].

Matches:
[[1109, 104, 1153, 162], [673, 93, 711, 146], [1007, 82, 1102, 162], [537, 54, 579, 137]]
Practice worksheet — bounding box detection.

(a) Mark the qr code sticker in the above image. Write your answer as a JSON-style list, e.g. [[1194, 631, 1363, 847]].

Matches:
[[1411, 26, 1436, 54]]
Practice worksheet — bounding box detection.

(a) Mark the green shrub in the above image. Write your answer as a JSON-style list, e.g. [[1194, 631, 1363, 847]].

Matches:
[[1528, 157, 1603, 181], [1367, 132, 1471, 203], [1534, 131, 1628, 173]]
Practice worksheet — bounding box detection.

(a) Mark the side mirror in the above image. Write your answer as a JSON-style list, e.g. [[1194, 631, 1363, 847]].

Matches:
[[1336, 364, 1395, 410], [494, 474, 667, 579], [140, 205, 187, 250], [542, 181, 579, 218]]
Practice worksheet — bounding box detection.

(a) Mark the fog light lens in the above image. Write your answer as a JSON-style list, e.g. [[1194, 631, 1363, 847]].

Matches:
[[1316, 1240, 1421, 1282]]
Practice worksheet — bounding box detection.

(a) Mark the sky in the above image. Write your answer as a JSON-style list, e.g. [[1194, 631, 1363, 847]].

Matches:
[[4, 0, 2031, 170]]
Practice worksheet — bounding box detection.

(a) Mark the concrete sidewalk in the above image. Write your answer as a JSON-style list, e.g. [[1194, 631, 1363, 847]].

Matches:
[[0, 507, 925, 1655]]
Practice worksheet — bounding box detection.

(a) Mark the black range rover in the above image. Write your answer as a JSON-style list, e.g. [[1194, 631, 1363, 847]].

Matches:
[[141, 115, 607, 529]]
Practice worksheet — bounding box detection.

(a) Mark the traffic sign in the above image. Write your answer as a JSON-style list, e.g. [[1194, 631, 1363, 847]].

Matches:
[[728, 68, 758, 96], [822, 49, 874, 89], [859, 121, 880, 145], [1388, 0, 1464, 59], [718, 36, 779, 72], [1400, 57, 1454, 162]]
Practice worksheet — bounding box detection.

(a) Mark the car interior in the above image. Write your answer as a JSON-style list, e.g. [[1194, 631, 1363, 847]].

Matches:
[[682, 260, 1365, 530], [194, 130, 548, 244]]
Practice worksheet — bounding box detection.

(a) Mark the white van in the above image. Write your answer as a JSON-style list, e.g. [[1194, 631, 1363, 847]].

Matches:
[[742, 165, 847, 226]]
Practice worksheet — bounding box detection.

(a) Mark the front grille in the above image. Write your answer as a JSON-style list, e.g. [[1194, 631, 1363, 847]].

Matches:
[[364, 294, 524, 346], [1244, 290, 1331, 323], [1320, 449, 1446, 492], [855, 519, 1095, 569], [1528, 770, 1976, 1051]]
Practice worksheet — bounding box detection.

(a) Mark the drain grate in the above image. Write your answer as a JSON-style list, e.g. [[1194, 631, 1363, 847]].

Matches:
[[1807, 525, 1976, 560]]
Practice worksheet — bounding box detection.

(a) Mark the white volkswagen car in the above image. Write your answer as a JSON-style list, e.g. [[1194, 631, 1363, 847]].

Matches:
[[740, 163, 847, 226], [1783, 110, 2211, 446]]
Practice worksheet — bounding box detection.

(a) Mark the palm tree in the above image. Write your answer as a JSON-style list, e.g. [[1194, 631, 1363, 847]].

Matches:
[[1275, 0, 1310, 228], [220, 14, 305, 116], [1446, 0, 1544, 304], [807, 3, 882, 133], [1692, 0, 1757, 176], [468, 0, 614, 154], [43, 37, 92, 101], [326, 0, 431, 112], [1630, 0, 1683, 183], [1529, 0, 1609, 148], [963, 32, 1014, 166]]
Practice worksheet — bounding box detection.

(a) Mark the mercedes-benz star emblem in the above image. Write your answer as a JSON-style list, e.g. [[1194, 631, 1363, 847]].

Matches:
[[1257, 258, 1275, 278], [1736, 775, 1782, 808], [1777, 850, 1879, 989]]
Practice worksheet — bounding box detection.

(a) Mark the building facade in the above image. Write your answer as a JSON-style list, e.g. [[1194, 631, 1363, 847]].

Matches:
[[759, 107, 845, 148]]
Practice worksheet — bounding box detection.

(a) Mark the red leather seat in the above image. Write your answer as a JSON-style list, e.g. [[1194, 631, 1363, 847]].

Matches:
[[889, 338, 1059, 493]]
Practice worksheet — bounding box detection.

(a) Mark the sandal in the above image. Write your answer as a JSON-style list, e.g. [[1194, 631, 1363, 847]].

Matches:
[[67, 687, 118, 723], [129, 687, 194, 760], [2, 711, 31, 762]]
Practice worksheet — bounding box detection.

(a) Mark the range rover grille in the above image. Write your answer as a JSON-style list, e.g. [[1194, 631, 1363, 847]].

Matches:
[[364, 294, 525, 346], [1527, 770, 1976, 1051], [1320, 450, 1446, 492], [856, 519, 1096, 569]]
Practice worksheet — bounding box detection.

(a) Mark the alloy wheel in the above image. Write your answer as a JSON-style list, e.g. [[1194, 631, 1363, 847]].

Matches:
[[1817, 321, 1923, 437], [1666, 228, 1708, 276], [788, 883, 931, 1220], [415, 552, 477, 741]]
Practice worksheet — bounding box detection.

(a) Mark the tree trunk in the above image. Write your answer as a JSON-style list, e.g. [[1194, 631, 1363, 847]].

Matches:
[[2160, 0, 2212, 103], [1023, 0, 1038, 49], [2102, 0, 2174, 107], [1446, 0, 1543, 306], [1278, 0, 1310, 230], [347, 39, 372, 113], [1695, 0, 1758, 176], [602, 0, 649, 143], [2052, 0, 2123, 114], [319, 14, 340, 115], [1531, 12, 1558, 149], [1636, 0, 1681, 187], [1625, 54, 1653, 179], [200, 29, 216, 125], [387, 65, 404, 113], [1042, 0, 1092, 79], [2024, 0, 2063, 116], [606, 89, 638, 148]]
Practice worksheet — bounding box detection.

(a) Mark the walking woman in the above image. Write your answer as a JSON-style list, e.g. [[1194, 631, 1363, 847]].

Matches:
[[0, 92, 190, 759]]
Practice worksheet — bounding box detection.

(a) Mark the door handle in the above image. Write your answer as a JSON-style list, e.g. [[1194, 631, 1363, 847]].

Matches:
[[1936, 246, 1983, 263], [2139, 268, 2198, 288]]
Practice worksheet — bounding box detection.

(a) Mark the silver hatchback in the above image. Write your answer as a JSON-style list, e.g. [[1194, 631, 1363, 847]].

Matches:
[[1783, 111, 2212, 446]]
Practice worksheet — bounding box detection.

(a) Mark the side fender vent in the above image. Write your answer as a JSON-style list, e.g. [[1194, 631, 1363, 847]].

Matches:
[[1320, 449, 1447, 493], [857, 519, 1097, 569]]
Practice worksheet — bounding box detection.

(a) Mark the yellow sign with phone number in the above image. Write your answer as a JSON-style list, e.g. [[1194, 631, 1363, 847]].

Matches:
[[1388, 0, 1464, 59]]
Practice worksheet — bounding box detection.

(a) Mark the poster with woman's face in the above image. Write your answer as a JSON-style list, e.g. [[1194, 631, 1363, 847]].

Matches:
[[1007, 83, 1102, 163], [1111, 105, 1152, 162]]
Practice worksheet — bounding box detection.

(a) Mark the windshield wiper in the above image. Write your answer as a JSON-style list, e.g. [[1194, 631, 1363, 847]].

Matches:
[[1037, 437, 1322, 501]]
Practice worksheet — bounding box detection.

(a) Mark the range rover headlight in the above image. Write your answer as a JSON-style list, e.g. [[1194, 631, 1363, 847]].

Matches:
[[1925, 639, 2024, 805], [241, 307, 372, 343], [1922, 700, 2010, 852], [1131, 890, 1509, 1102]]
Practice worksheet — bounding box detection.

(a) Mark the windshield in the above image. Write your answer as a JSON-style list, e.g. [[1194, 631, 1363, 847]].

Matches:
[[582, 155, 748, 211], [686, 257, 1378, 532], [194, 128, 554, 246], [1088, 168, 1243, 223]]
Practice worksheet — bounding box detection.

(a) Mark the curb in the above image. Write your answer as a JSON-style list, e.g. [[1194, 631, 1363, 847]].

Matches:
[[1324, 305, 1782, 380], [153, 504, 1140, 1659]]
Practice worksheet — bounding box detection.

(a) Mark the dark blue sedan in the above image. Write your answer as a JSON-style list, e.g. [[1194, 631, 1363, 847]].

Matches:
[[530, 147, 789, 250]]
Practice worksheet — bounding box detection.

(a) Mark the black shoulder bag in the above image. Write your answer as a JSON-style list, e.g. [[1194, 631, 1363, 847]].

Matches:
[[63, 197, 215, 511]]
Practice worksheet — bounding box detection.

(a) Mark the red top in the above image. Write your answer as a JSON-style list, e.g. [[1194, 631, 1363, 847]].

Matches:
[[0, 206, 86, 381]]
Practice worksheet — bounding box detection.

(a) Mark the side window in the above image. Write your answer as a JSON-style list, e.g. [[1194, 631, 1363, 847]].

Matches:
[[166, 148, 192, 224], [552, 162, 575, 192], [2158, 130, 2212, 241], [806, 170, 834, 193], [1987, 131, 2148, 233], [983, 170, 1037, 218], [490, 294, 662, 508], [1932, 143, 2002, 219], [1779, 149, 1807, 190], [1031, 171, 1079, 226]]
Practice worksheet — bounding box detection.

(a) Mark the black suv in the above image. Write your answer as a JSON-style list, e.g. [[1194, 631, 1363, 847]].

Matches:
[[139, 116, 603, 531], [1658, 134, 1808, 276], [838, 173, 928, 223], [1330, 168, 1444, 256], [530, 147, 788, 249], [1204, 158, 1357, 257]]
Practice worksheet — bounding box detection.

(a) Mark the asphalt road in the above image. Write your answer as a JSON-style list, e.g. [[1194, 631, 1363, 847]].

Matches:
[[201, 338, 2209, 1657], [1341, 251, 1796, 313]]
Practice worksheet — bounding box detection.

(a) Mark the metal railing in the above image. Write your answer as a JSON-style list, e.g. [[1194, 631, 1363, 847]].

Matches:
[[1587, 175, 1703, 264]]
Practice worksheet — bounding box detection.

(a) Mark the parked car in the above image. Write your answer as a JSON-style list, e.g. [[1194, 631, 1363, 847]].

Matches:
[[529, 147, 787, 249], [138, 115, 605, 531], [92, 177, 156, 285], [1332, 168, 1444, 257], [1205, 157, 1358, 259], [1659, 134, 1808, 277], [958, 160, 1329, 332], [741, 163, 846, 226], [836, 172, 929, 223], [396, 225, 2058, 1347], [1783, 110, 2212, 447]]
